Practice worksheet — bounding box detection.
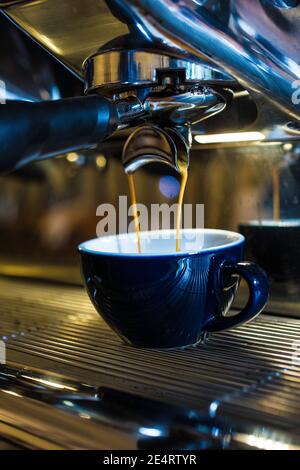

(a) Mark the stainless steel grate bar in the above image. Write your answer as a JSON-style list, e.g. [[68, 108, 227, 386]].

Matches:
[[0, 277, 299, 436]]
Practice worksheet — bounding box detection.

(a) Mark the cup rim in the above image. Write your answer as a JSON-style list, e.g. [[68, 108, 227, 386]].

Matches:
[[78, 228, 244, 258]]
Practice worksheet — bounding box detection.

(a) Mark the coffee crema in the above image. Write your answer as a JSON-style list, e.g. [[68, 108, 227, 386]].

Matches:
[[127, 163, 189, 253]]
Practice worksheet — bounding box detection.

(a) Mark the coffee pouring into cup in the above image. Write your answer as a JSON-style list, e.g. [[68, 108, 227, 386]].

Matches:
[[1, 1, 282, 349], [0, 34, 267, 348], [122, 124, 190, 253], [79, 118, 269, 349]]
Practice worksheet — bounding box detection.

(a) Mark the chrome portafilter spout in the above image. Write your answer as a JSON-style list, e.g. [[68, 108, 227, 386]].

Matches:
[[121, 85, 228, 174], [122, 124, 191, 175], [84, 38, 229, 176]]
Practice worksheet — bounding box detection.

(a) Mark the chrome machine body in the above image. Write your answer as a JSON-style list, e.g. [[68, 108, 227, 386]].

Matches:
[[1, 0, 300, 173]]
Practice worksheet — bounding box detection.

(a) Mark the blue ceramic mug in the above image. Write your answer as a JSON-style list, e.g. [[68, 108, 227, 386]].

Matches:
[[79, 229, 269, 349]]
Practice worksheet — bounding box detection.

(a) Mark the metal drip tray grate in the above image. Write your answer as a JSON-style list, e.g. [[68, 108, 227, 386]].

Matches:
[[0, 277, 299, 437]]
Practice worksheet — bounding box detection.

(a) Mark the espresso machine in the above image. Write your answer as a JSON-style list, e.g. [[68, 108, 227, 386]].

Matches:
[[0, 0, 300, 452], [0, 0, 300, 175]]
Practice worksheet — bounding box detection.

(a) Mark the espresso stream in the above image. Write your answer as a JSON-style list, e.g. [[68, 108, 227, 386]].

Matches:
[[176, 163, 188, 252], [127, 164, 188, 254], [272, 166, 280, 223], [127, 173, 142, 254]]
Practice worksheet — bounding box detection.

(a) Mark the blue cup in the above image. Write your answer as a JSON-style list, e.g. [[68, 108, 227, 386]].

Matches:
[[79, 229, 269, 349]]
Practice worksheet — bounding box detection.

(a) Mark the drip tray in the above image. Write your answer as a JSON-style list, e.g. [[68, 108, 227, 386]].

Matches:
[[0, 276, 299, 438]]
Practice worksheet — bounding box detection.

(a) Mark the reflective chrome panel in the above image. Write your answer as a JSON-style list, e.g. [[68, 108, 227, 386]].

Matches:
[[1, 0, 128, 76], [1, 0, 300, 122], [265, 0, 300, 7], [0, 12, 66, 102], [0, 363, 299, 450], [119, 0, 300, 120], [84, 50, 235, 94]]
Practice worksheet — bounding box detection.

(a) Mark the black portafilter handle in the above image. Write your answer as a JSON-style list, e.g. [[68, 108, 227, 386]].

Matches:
[[0, 95, 118, 174]]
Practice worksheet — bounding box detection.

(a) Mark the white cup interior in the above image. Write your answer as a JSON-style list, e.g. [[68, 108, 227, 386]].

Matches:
[[79, 229, 244, 256]]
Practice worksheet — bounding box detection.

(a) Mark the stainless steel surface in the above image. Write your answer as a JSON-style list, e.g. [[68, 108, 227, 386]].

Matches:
[[84, 50, 235, 94], [0, 12, 63, 102], [122, 125, 190, 174], [121, 87, 226, 173], [1, 0, 300, 139], [0, 276, 300, 438], [0, 366, 136, 449], [0, 364, 299, 450], [1, 0, 128, 77], [0, 364, 196, 450], [265, 0, 300, 7], [118, 0, 300, 120], [144, 88, 227, 127]]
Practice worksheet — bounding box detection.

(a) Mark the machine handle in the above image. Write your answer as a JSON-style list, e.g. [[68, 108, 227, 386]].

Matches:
[[0, 95, 118, 174], [205, 261, 269, 332]]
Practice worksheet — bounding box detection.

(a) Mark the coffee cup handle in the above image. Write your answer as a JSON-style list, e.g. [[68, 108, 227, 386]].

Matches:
[[205, 261, 269, 332]]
